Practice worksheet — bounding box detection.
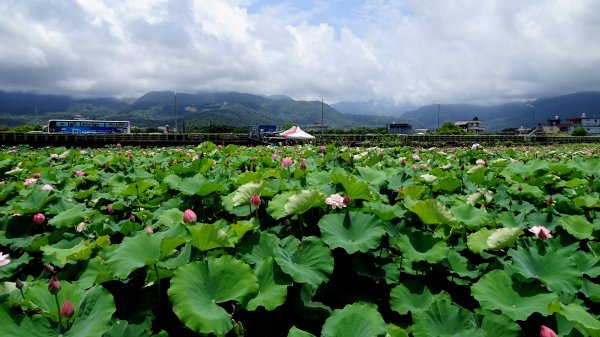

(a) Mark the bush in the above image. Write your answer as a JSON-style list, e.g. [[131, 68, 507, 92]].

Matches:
[[571, 127, 588, 136]]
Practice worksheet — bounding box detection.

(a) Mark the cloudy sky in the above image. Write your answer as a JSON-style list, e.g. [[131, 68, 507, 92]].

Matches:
[[1, 0, 600, 105]]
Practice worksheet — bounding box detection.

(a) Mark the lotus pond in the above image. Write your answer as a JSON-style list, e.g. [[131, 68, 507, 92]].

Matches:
[[0, 143, 599, 337]]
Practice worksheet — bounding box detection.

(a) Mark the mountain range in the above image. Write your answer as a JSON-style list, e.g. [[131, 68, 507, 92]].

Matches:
[[1, 90, 599, 131]]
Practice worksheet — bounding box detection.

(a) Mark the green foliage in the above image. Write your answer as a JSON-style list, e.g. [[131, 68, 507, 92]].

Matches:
[[432, 121, 467, 135], [571, 127, 588, 136], [0, 143, 599, 336]]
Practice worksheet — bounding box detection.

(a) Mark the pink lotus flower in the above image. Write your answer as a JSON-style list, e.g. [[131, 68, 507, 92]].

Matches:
[[50, 153, 59, 159], [271, 153, 278, 159], [0, 181, 5, 185], [476, 159, 486, 165], [33, 213, 45, 224], [412, 154, 420, 161], [41, 184, 53, 191], [250, 193, 261, 207], [319, 146, 326, 152], [60, 299, 75, 318], [0, 252, 10, 267], [421, 163, 428, 170], [48, 276, 61, 294], [183, 209, 197, 223], [107, 204, 114, 214], [529, 226, 553, 239], [75, 170, 85, 177], [281, 157, 293, 168], [116, 143, 122, 148], [325, 193, 346, 209], [540, 325, 557, 337], [145, 226, 154, 234], [24, 178, 38, 186]]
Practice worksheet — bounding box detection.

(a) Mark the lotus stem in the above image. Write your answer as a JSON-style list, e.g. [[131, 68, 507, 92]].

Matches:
[[54, 293, 63, 333], [154, 264, 162, 305]]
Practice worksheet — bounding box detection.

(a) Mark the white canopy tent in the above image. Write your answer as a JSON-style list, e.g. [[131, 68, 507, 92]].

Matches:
[[280, 126, 315, 139]]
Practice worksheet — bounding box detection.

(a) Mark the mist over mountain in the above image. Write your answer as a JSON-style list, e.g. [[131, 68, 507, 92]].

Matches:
[[0, 90, 598, 131]]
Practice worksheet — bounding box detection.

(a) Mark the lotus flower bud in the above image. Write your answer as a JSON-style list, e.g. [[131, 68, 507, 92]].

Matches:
[[546, 195, 553, 205], [250, 193, 261, 207], [33, 213, 45, 224], [16, 278, 24, 289], [75, 170, 85, 177], [183, 209, 197, 223], [300, 158, 307, 170], [540, 325, 557, 337], [145, 226, 154, 234], [41, 184, 53, 191], [518, 184, 523, 192], [529, 226, 553, 239], [60, 299, 74, 318], [107, 204, 114, 214], [33, 172, 41, 179], [45, 264, 55, 273], [400, 158, 406, 166], [343, 194, 351, 205], [48, 276, 61, 295]]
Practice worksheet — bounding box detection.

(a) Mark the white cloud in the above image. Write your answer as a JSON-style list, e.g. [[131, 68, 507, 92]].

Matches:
[[0, 0, 599, 105]]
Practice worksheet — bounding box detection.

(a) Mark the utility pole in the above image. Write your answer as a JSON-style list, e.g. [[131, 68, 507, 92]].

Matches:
[[526, 103, 535, 129], [437, 104, 440, 129], [321, 97, 324, 131], [174, 91, 178, 133]]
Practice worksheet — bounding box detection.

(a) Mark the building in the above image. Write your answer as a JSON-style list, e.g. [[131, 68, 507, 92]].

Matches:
[[387, 123, 412, 135], [567, 113, 600, 135], [454, 117, 485, 134]]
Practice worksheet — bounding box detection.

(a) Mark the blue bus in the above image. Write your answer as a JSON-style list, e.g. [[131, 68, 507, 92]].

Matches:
[[47, 120, 131, 134]]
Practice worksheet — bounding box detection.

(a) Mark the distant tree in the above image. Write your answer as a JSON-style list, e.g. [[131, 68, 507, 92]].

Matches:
[[571, 127, 588, 136], [433, 122, 467, 135]]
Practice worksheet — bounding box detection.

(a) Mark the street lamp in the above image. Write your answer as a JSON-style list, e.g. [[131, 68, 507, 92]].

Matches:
[[174, 90, 178, 133], [526, 103, 535, 128]]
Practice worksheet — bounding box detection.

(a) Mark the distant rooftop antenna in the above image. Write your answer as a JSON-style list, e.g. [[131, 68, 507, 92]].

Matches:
[[582, 112, 586, 118]]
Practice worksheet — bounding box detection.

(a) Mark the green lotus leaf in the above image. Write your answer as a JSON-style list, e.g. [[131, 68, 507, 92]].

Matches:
[[559, 303, 600, 333], [63, 285, 116, 337], [48, 204, 91, 229], [567, 157, 600, 176], [471, 269, 558, 321], [397, 185, 426, 200], [156, 208, 184, 227], [239, 231, 281, 265], [231, 218, 259, 239], [502, 159, 549, 178], [563, 178, 588, 188], [573, 250, 600, 278], [14, 189, 55, 213], [580, 279, 600, 302], [361, 201, 406, 221], [390, 283, 450, 315], [340, 177, 379, 201], [120, 179, 158, 196], [409, 199, 457, 226], [0, 252, 31, 281], [318, 211, 386, 254], [288, 326, 317, 337], [355, 166, 389, 188], [294, 283, 332, 320], [268, 190, 325, 220], [106, 232, 162, 279], [412, 299, 483, 337], [321, 303, 387, 337], [385, 324, 409, 337], [478, 309, 521, 337], [433, 175, 462, 192], [244, 257, 291, 311], [168, 256, 258, 335], [573, 195, 600, 208], [0, 284, 115, 337], [103, 319, 154, 337], [507, 244, 582, 294], [450, 204, 490, 229], [507, 183, 544, 199], [187, 219, 238, 251], [559, 214, 594, 240], [390, 230, 449, 263], [24, 280, 85, 320], [445, 250, 484, 279], [486, 228, 523, 250], [41, 236, 110, 267], [231, 181, 264, 206], [166, 174, 224, 196], [273, 236, 334, 287], [495, 211, 526, 228], [467, 228, 493, 253], [157, 242, 192, 270]]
